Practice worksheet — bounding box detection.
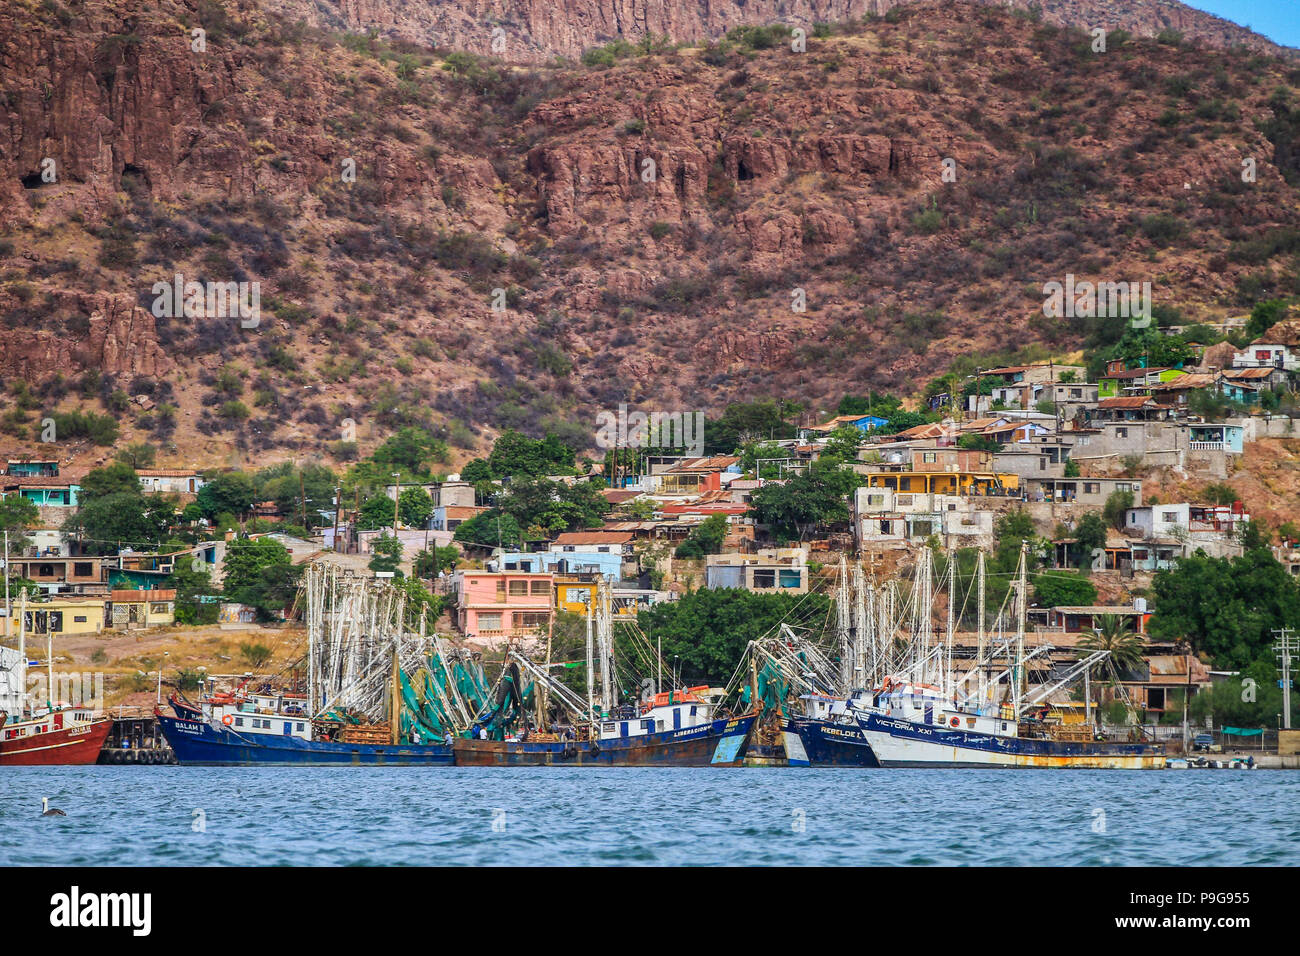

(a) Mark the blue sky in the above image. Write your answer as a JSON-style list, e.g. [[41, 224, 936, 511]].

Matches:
[[1181, 0, 1300, 48]]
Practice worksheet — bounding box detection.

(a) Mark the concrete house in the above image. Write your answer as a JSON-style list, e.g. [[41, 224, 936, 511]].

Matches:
[[705, 549, 808, 594], [137, 469, 205, 495], [453, 571, 554, 644]]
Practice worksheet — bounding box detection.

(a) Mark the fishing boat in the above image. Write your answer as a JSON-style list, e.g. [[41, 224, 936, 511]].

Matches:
[[0, 597, 112, 766], [453, 679, 755, 766], [782, 695, 880, 768], [851, 547, 1165, 769], [452, 579, 756, 766], [159, 567, 472, 766]]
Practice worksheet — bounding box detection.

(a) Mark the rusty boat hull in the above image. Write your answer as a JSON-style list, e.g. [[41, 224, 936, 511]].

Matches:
[[453, 714, 755, 767]]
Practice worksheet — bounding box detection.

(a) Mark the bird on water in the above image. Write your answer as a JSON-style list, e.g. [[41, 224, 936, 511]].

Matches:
[[41, 797, 66, 817]]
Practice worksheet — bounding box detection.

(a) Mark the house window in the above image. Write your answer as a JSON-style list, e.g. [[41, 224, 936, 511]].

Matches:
[[477, 613, 502, 631], [1161, 511, 1178, 523], [778, 570, 802, 588], [517, 611, 550, 628], [530, 580, 548, 595], [495, 580, 506, 598], [752, 569, 777, 588], [867, 494, 884, 506], [508, 580, 528, 596], [1116, 428, 1128, 438], [74, 563, 92, 576], [74, 615, 87, 623], [922, 452, 936, 463], [1084, 483, 1099, 494]]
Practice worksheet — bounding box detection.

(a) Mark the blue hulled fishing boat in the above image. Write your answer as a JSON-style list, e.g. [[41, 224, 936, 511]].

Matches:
[[156, 707, 452, 766]]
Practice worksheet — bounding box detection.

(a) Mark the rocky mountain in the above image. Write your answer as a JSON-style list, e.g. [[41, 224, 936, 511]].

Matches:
[[1, 0, 1299, 468], [270, 0, 1295, 62]]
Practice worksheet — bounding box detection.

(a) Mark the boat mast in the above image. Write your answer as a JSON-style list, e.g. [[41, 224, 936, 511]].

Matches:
[[585, 584, 595, 721], [836, 556, 851, 694], [945, 549, 955, 700], [17, 588, 27, 717], [852, 562, 867, 692], [1014, 542, 1027, 722], [976, 550, 986, 706]]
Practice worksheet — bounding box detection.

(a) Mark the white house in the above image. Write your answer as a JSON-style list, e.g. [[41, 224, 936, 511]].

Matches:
[[138, 469, 205, 495]]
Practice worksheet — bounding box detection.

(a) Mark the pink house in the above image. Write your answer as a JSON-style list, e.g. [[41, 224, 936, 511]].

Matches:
[[455, 571, 554, 644]]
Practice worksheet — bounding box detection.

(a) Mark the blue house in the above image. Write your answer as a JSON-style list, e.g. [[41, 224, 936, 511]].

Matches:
[[799, 414, 889, 440], [5, 459, 59, 478], [1188, 424, 1244, 454]]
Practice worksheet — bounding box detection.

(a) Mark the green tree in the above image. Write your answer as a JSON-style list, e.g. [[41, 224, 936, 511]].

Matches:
[[1149, 549, 1300, 668], [1245, 298, 1289, 340], [453, 510, 522, 549], [166, 560, 219, 625], [114, 442, 157, 469], [485, 430, 575, 478], [628, 588, 832, 684], [63, 493, 174, 554], [1072, 512, 1108, 570], [1078, 614, 1148, 722], [222, 537, 300, 618], [675, 513, 729, 558], [956, 434, 1003, 454], [884, 411, 932, 433], [398, 486, 434, 528], [0, 495, 40, 536], [256, 463, 337, 528], [496, 476, 607, 537], [740, 441, 790, 479], [358, 493, 399, 531], [1102, 490, 1135, 530], [1032, 571, 1098, 608], [414, 544, 459, 578], [992, 509, 1039, 573], [372, 426, 450, 477], [704, 400, 800, 453], [750, 459, 862, 541], [196, 471, 256, 520], [369, 534, 403, 576], [79, 461, 141, 504]]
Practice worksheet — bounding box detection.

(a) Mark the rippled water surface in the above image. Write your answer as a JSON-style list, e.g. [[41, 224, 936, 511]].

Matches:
[[4, 766, 1298, 866]]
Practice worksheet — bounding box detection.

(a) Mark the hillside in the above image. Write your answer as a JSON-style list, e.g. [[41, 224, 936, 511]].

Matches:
[[2, 0, 1300, 470], [262, 0, 1297, 62]]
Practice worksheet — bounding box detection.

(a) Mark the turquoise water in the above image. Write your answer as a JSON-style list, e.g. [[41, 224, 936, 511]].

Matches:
[[3, 767, 1298, 866]]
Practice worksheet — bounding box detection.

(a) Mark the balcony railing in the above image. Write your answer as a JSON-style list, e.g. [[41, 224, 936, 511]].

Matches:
[[1189, 440, 1224, 450]]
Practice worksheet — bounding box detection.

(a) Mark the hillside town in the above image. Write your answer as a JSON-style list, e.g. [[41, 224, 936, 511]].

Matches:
[[4, 313, 1299, 763]]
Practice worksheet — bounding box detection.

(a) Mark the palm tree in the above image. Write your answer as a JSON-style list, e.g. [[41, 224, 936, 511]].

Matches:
[[1078, 614, 1147, 723]]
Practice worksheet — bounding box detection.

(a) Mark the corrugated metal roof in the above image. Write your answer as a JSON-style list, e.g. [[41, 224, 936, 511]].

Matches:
[[1097, 396, 1154, 409]]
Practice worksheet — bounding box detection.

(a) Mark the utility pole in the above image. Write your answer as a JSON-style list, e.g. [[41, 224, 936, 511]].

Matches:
[[331, 484, 341, 552], [391, 473, 401, 541], [1275, 628, 1298, 730]]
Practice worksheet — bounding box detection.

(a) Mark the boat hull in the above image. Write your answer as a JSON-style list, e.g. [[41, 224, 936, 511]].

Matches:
[[453, 715, 755, 767], [855, 711, 1165, 769], [0, 716, 112, 766], [784, 716, 880, 768], [157, 713, 453, 766]]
